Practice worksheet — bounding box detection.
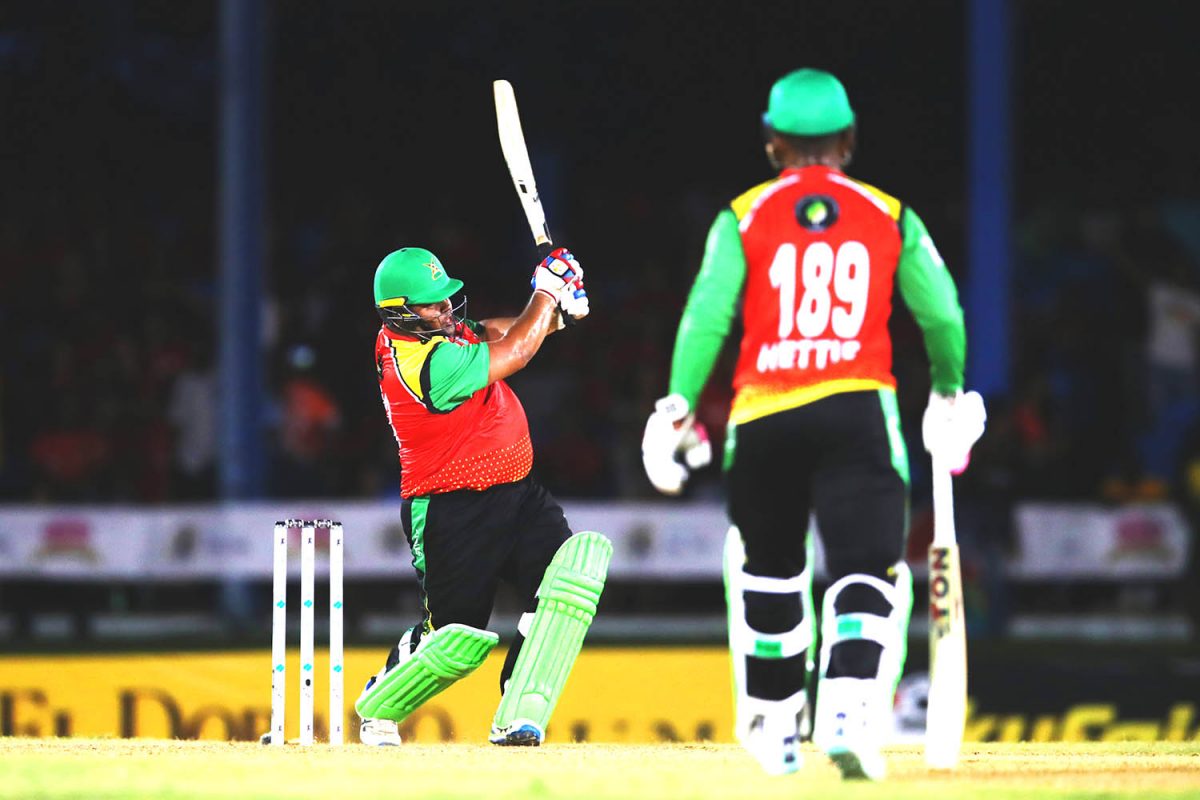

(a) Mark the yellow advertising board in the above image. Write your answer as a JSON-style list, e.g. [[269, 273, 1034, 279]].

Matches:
[[0, 647, 733, 743], [3, 647, 1196, 743]]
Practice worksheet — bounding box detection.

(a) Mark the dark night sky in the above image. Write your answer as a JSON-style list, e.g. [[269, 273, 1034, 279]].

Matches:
[[3, 1, 1195, 280]]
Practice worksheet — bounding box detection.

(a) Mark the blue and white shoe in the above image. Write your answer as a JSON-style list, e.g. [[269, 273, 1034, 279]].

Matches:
[[814, 678, 887, 781], [489, 720, 544, 746], [736, 693, 806, 775]]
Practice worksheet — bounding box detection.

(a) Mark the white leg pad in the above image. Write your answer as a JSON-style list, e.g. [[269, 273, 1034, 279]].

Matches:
[[723, 527, 815, 688], [723, 527, 814, 772], [812, 563, 913, 779]]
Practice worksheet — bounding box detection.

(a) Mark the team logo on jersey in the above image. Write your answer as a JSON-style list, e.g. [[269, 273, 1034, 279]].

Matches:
[[425, 260, 443, 280], [795, 195, 839, 232]]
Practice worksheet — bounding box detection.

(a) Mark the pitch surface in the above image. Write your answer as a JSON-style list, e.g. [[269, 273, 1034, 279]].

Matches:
[[1, 739, 1197, 799]]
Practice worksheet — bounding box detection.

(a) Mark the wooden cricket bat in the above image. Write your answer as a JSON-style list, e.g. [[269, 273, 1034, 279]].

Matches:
[[493, 79, 570, 326], [494, 79, 552, 254], [925, 455, 967, 769]]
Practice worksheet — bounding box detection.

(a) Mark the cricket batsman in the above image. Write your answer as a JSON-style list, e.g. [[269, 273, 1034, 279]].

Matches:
[[355, 246, 611, 746], [641, 69, 984, 778]]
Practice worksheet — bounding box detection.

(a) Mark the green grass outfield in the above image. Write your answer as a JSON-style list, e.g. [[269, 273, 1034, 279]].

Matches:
[[1, 739, 1197, 800]]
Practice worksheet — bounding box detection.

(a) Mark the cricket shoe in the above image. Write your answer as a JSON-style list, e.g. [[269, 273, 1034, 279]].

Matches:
[[735, 692, 806, 775], [814, 677, 887, 781], [359, 716, 402, 746], [489, 720, 543, 746], [355, 672, 403, 746]]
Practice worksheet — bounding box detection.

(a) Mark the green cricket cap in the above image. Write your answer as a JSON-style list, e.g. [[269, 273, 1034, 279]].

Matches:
[[373, 247, 464, 307], [762, 68, 856, 137]]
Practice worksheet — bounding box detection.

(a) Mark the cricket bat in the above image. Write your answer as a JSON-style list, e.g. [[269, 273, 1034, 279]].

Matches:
[[494, 79, 554, 257], [925, 454, 967, 769], [493, 79, 572, 327]]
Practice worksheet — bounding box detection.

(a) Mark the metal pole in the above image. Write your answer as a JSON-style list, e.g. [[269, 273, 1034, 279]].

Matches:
[[217, 0, 267, 499], [966, 0, 1012, 399]]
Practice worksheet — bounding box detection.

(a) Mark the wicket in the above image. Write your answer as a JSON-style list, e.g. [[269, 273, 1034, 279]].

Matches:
[[269, 519, 344, 746]]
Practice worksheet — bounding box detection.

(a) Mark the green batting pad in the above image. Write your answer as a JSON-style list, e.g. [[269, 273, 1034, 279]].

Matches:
[[492, 531, 612, 732], [355, 623, 498, 723]]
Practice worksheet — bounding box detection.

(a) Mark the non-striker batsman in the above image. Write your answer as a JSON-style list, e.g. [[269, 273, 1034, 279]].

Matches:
[[355, 245, 610, 746], [642, 69, 984, 779]]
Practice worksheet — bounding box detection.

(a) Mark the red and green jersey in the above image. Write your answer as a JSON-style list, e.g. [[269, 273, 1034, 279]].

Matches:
[[375, 321, 533, 498], [670, 165, 965, 426]]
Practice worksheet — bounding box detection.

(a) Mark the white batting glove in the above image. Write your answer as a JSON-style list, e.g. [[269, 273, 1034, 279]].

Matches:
[[531, 247, 583, 304], [922, 390, 986, 474], [559, 283, 590, 321], [642, 394, 713, 495]]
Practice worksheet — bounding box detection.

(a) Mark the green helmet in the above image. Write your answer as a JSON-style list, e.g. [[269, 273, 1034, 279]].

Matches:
[[762, 68, 855, 137], [373, 247, 464, 308]]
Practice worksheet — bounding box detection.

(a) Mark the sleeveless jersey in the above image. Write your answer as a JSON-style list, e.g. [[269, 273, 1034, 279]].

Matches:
[[729, 165, 904, 425], [375, 322, 533, 498]]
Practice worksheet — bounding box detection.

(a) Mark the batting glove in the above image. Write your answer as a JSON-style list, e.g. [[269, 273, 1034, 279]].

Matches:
[[531, 247, 583, 303], [922, 390, 986, 474], [559, 281, 590, 321], [641, 394, 712, 495]]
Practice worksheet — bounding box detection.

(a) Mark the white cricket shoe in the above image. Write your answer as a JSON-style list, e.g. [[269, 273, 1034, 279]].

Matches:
[[735, 692, 806, 775], [813, 677, 887, 780], [359, 717, 402, 746]]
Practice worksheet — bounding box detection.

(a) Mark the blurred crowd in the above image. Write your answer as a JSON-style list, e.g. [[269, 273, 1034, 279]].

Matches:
[[3, 189, 1199, 517]]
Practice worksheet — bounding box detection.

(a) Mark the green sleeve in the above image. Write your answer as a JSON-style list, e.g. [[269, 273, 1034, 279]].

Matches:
[[896, 207, 966, 395], [426, 340, 490, 411], [668, 208, 746, 407]]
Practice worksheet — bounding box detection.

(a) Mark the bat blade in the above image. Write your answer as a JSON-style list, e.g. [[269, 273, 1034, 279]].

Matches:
[[926, 541, 967, 768], [925, 460, 967, 769], [493, 79, 552, 250]]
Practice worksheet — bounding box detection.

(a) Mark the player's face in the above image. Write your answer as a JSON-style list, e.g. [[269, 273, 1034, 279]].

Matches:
[[411, 298, 456, 336]]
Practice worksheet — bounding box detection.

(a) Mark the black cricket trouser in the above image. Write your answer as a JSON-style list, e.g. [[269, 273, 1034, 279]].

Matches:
[[396, 474, 572, 691], [726, 389, 910, 698]]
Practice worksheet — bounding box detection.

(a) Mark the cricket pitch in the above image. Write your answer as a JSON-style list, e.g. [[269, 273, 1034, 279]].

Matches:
[[0, 738, 1197, 799]]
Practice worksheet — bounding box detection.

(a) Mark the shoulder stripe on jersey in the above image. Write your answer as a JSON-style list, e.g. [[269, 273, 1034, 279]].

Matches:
[[388, 339, 430, 405], [730, 177, 778, 221], [827, 174, 902, 220], [419, 343, 450, 414], [734, 175, 804, 232]]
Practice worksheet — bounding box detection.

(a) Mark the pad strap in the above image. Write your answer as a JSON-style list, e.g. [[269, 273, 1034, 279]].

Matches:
[[818, 563, 913, 686], [724, 527, 814, 660]]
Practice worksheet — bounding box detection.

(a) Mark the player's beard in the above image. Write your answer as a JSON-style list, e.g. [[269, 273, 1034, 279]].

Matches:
[[419, 296, 467, 338], [419, 317, 455, 338]]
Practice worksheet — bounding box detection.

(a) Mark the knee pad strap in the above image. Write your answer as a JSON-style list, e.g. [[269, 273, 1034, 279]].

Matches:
[[818, 562, 913, 687]]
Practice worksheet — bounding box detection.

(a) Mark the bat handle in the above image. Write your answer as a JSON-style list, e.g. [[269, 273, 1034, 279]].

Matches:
[[536, 241, 575, 328], [931, 455, 956, 547]]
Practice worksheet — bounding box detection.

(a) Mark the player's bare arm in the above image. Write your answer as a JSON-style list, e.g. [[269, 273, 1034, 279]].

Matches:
[[476, 318, 517, 341], [484, 293, 560, 384], [485, 247, 587, 384]]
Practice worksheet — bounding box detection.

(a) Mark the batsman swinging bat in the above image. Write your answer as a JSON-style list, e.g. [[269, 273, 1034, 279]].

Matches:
[[925, 454, 967, 769], [493, 79, 572, 326]]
